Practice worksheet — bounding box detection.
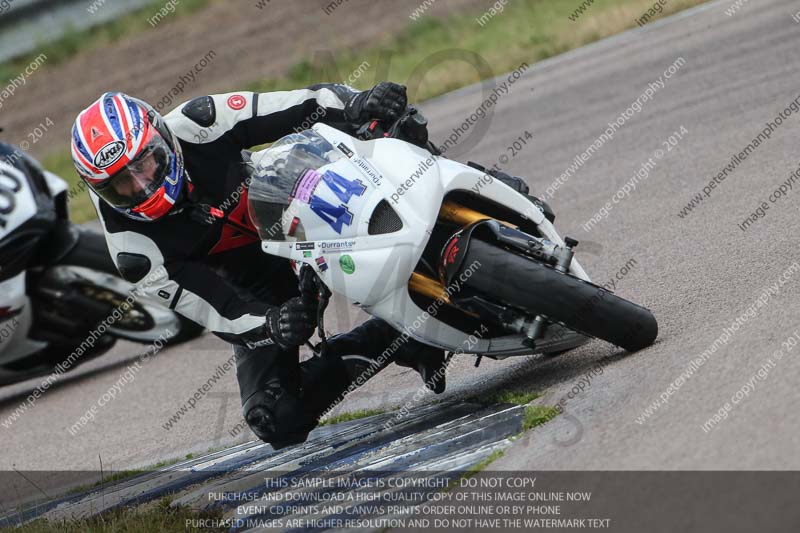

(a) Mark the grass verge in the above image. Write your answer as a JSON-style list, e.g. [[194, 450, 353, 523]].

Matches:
[[450, 398, 560, 490], [8, 496, 227, 533], [246, 0, 707, 102], [477, 389, 542, 406], [448, 448, 506, 492], [64, 455, 190, 496], [522, 405, 560, 431], [0, 0, 210, 83], [320, 408, 385, 426], [465, 449, 506, 477]]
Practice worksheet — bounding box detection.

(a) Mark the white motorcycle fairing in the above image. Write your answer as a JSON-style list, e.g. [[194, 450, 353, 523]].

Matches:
[[0, 161, 42, 363], [250, 124, 590, 357], [0, 272, 45, 365]]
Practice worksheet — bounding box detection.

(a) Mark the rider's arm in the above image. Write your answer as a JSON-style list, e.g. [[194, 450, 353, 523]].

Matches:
[[165, 84, 360, 149], [165, 82, 407, 149], [158, 259, 273, 346], [93, 206, 272, 346], [135, 258, 313, 349]]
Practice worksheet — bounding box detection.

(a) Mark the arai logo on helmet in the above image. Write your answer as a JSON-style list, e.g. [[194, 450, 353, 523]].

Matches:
[[94, 141, 126, 169]]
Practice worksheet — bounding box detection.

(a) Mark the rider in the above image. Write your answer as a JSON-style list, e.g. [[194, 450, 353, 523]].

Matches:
[[70, 83, 451, 448]]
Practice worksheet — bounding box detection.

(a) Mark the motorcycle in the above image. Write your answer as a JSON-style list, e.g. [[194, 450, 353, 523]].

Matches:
[[244, 108, 657, 359], [0, 143, 203, 386]]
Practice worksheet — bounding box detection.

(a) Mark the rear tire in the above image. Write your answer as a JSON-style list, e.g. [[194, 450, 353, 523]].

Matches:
[[58, 229, 117, 273], [462, 239, 657, 352], [166, 317, 205, 345]]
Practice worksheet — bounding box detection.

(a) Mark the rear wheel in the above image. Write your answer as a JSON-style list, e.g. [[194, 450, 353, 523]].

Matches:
[[462, 239, 657, 351], [164, 317, 204, 344], [58, 229, 117, 273]]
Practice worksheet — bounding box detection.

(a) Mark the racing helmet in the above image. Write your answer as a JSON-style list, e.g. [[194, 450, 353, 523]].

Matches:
[[71, 92, 185, 221]]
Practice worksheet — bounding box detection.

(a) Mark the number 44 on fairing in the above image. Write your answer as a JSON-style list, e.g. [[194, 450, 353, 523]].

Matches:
[[309, 170, 366, 234]]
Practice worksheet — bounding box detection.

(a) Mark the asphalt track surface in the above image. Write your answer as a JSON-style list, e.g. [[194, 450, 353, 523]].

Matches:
[[3, 0, 800, 519]]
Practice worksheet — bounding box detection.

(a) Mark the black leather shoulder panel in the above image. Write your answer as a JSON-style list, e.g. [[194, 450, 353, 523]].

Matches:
[[116, 252, 151, 283], [181, 96, 216, 128]]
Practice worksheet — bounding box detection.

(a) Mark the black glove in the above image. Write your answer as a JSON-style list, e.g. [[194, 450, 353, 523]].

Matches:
[[468, 162, 530, 195], [265, 296, 317, 349], [345, 82, 408, 124], [489, 169, 530, 195]]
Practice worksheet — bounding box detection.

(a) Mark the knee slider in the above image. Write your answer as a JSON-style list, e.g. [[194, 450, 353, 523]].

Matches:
[[242, 389, 315, 448]]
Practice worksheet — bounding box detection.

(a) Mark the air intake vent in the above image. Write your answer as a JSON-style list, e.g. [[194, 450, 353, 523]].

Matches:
[[368, 200, 403, 235]]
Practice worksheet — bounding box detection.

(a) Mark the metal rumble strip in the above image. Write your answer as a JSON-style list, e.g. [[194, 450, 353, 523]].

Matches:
[[1, 400, 529, 528]]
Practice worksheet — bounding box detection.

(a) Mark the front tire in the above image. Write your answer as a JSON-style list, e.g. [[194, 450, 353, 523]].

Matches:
[[462, 239, 658, 352]]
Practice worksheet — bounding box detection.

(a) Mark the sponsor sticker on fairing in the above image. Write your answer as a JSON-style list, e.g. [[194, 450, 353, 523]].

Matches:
[[320, 240, 356, 254], [292, 169, 323, 203], [351, 156, 382, 187], [337, 142, 354, 158], [339, 254, 355, 274]]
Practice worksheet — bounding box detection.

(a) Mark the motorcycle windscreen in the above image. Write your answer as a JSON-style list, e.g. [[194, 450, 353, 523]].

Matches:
[[247, 130, 374, 242]]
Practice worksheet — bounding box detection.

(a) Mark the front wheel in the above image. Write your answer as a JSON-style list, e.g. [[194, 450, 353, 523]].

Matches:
[[462, 239, 658, 352]]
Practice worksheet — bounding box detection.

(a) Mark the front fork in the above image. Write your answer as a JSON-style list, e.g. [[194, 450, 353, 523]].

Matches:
[[414, 202, 580, 349], [299, 264, 333, 356]]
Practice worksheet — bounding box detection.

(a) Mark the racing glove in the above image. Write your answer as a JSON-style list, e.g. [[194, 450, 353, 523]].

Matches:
[[345, 81, 408, 124], [265, 296, 317, 350]]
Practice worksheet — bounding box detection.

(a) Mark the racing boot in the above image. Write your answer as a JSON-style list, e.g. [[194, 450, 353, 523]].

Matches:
[[393, 341, 448, 394], [235, 344, 317, 449], [297, 318, 404, 421]]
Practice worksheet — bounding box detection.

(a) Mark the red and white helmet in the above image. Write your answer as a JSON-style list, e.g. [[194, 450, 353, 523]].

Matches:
[[71, 92, 185, 221]]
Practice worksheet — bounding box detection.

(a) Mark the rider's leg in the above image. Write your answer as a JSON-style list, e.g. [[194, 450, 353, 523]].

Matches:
[[237, 318, 448, 448], [301, 318, 448, 421], [330, 318, 448, 394], [232, 250, 447, 448], [235, 342, 319, 449], [231, 250, 320, 448]]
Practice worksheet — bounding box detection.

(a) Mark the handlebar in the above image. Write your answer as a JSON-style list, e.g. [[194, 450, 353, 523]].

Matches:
[[355, 106, 441, 156]]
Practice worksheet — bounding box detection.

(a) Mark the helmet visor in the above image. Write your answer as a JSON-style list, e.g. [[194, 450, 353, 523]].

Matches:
[[94, 132, 174, 209]]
